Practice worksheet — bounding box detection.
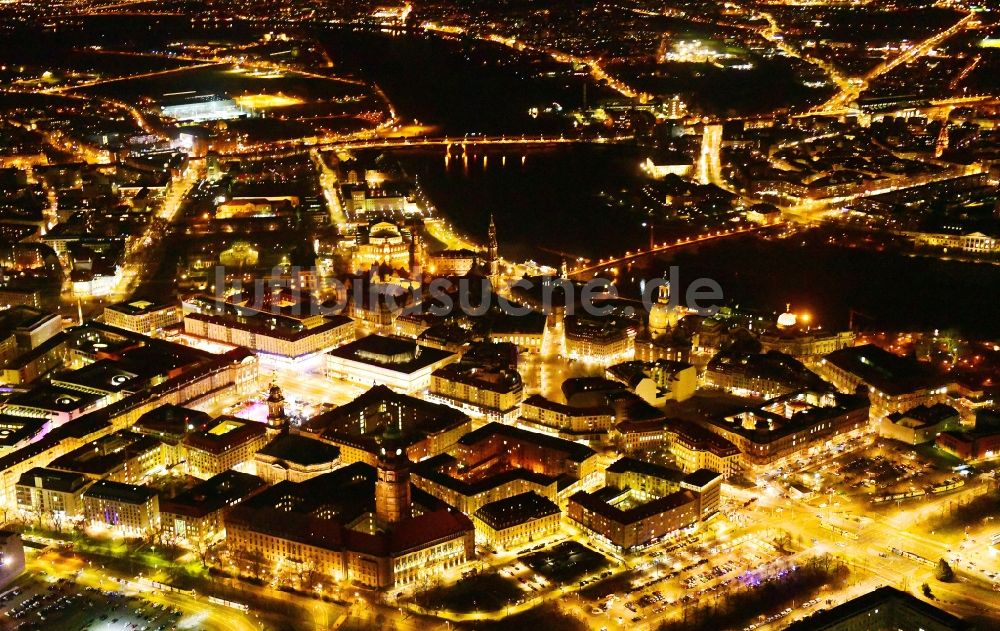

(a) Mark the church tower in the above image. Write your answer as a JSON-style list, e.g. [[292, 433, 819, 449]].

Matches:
[[408, 219, 422, 280], [266, 383, 289, 438], [648, 281, 683, 338], [487, 213, 500, 286], [374, 423, 412, 528]]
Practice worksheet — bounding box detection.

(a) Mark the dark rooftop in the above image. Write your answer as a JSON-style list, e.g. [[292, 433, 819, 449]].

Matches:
[[824, 344, 947, 396], [457, 422, 597, 464], [83, 479, 157, 504], [257, 433, 341, 466], [16, 467, 90, 494], [473, 491, 560, 531], [160, 470, 266, 519], [784, 586, 969, 630]]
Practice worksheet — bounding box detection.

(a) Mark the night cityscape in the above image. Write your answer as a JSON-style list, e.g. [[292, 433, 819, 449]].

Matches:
[[0, 0, 998, 630]]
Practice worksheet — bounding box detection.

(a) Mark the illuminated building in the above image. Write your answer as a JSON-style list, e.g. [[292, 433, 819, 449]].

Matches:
[[758, 327, 855, 361], [0, 307, 63, 384], [454, 422, 599, 498], [183, 294, 354, 360], [0, 307, 62, 357], [488, 311, 548, 352], [411, 453, 559, 515], [224, 463, 475, 589], [15, 467, 90, 521], [1, 384, 102, 428], [647, 282, 687, 339], [784, 586, 969, 631], [183, 417, 269, 479], [132, 405, 212, 468], [428, 249, 477, 276], [0, 341, 259, 512], [303, 385, 471, 465], [606, 359, 697, 405], [0, 288, 42, 310], [413, 421, 598, 514], [936, 430, 1000, 462], [1, 331, 69, 386], [215, 197, 297, 219], [567, 459, 720, 551], [642, 150, 694, 179], [882, 404, 961, 445], [254, 433, 341, 484], [704, 351, 831, 399], [160, 470, 266, 544], [350, 221, 414, 273], [697, 390, 870, 469], [48, 430, 161, 484], [49, 360, 145, 408], [609, 418, 670, 454], [909, 231, 1000, 254], [103, 300, 181, 336], [0, 415, 47, 456], [818, 344, 950, 418], [341, 185, 407, 216], [325, 335, 458, 394], [745, 203, 781, 225], [519, 394, 614, 439], [471, 491, 561, 550], [935, 408, 1000, 462], [428, 362, 523, 421], [664, 420, 741, 477], [564, 316, 635, 365], [82, 479, 159, 537]]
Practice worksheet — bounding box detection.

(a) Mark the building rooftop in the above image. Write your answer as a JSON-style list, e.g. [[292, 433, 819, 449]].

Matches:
[[16, 467, 90, 494], [888, 403, 960, 428], [256, 433, 341, 466], [784, 586, 969, 630], [4, 383, 102, 414], [570, 488, 699, 525], [160, 470, 266, 519], [304, 385, 469, 453], [105, 300, 174, 316], [183, 417, 266, 454], [473, 492, 560, 531], [432, 362, 522, 394], [823, 344, 947, 396], [607, 457, 686, 485], [328, 335, 455, 374], [457, 422, 597, 464], [225, 463, 472, 557], [83, 479, 156, 504], [51, 359, 144, 394], [49, 430, 160, 478], [133, 404, 212, 440]]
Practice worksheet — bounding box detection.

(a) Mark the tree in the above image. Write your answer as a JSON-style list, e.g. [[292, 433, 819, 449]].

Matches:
[[921, 583, 934, 599], [935, 558, 954, 582]]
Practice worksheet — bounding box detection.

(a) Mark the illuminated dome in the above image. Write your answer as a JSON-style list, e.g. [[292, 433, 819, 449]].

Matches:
[[649, 302, 671, 332], [777, 307, 798, 329], [648, 282, 680, 334]]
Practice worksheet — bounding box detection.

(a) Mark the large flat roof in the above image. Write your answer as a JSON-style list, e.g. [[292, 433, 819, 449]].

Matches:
[[327, 335, 455, 374]]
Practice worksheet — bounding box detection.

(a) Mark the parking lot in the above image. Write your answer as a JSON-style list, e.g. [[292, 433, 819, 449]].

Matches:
[[0, 575, 183, 631]]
